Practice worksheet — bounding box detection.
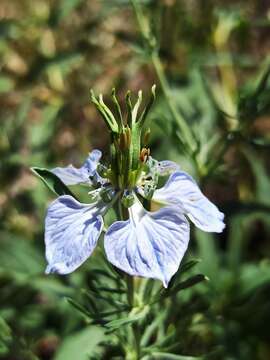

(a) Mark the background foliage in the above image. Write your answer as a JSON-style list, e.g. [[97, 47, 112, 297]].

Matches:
[[0, 0, 270, 359]]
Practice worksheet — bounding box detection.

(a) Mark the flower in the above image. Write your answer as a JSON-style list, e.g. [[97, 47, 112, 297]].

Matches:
[[45, 150, 225, 287], [39, 87, 225, 287]]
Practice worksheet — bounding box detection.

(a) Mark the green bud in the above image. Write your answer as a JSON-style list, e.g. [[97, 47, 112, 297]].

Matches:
[[132, 90, 142, 124], [111, 88, 123, 127], [143, 128, 151, 146], [125, 91, 133, 127], [138, 84, 156, 126], [121, 190, 135, 208], [118, 127, 131, 150], [143, 182, 156, 200]]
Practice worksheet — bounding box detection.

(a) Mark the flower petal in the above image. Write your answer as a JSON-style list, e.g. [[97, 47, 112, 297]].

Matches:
[[45, 195, 104, 274], [153, 171, 225, 233], [52, 149, 102, 185], [157, 160, 180, 175], [104, 199, 189, 287]]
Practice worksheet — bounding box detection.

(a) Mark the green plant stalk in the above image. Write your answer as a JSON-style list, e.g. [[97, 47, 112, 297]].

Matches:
[[131, 0, 201, 174], [126, 275, 141, 359], [150, 52, 195, 154]]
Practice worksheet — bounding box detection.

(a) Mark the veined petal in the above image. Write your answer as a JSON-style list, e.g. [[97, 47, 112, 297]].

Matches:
[[146, 156, 180, 177], [157, 160, 180, 175], [153, 171, 225, 233], [45, 195, 104, 274], [104, 199, 189, 287], [52, 149, 102, 185]]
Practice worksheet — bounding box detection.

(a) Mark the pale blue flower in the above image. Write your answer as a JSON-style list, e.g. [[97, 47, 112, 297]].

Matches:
[[44, 150, 225, 287], [52, 149, 102, 185], [104, 197, 189, 287]]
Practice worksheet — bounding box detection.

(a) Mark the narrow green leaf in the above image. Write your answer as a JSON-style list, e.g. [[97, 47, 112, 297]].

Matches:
[[167, 274, 208, 297], [105, 313, 142, 329], [138, 84, 156, 126], [152, 274, 208, 303], [0, 316, 12, 355], [169, 259, 202, 288], [150, 352, 202, 360], [31, 167, 76, 198], [106, 306, 149, 329], [140, 311, 166, 347], [180, 259, 202, 274], [92, 286, 126, 294], [66, 298, 91, 318]]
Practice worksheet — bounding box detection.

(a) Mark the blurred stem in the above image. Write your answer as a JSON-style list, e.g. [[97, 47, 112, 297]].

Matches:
[[131, 0, 201, 174], [126, 275, 141, 359], [150, 52, 196, 154], [205, 131, 236, 178], [213, 16, 238, 129]]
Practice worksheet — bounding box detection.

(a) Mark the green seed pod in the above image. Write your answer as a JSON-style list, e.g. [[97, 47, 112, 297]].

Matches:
[[143, 128, 151, 146], [121, 190, 135, 208]]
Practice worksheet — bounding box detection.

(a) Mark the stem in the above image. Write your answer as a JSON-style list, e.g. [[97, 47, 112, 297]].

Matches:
[[126, 275, 141, 359], [131, 0, 201, 175], [150, 52, 195, 154]]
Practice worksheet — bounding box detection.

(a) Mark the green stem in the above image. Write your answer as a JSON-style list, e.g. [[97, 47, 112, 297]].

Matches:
[[150, 52, 195, 154], [126, 274, 134, 307], [127, 276, 140, 359], [131, 0, 201, 175]]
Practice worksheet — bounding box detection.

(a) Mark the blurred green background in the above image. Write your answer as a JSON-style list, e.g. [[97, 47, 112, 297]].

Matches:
[[0, 0, 270, 359]]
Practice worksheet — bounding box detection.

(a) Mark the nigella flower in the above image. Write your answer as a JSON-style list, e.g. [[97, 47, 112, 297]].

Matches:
[[40, 87, 225, 287]]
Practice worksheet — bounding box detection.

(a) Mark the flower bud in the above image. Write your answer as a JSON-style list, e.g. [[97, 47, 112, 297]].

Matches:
[[118, 127, 131, 150], [140, 148, 150, 163], [121, 190, 135, 208], [143, 128, 151, 146], [143, 182, 156, 200]]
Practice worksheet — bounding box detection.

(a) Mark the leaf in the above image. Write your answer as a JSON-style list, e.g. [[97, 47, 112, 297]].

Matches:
[[165, 275, 208, 298], [238, 62, 270, 121], [105, 306, 149, 329], [54, 326, 105, 360], [153, 274, 208, 303], [0, 316, 12, 356], [179, 259, 202, 274], [105, 314, 141, 329], [168, 258, 202, 289], [31, 167, 76, 198], [149, 353, 202, 360], [66, 298, 92, 318]]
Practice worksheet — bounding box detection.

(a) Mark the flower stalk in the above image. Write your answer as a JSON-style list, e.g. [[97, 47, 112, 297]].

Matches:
[[130, 0, 204, 175]]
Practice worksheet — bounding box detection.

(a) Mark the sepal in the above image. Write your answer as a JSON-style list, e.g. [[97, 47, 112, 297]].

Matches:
[[90, 90, 119, 133], [31, 167, 76, 198]]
